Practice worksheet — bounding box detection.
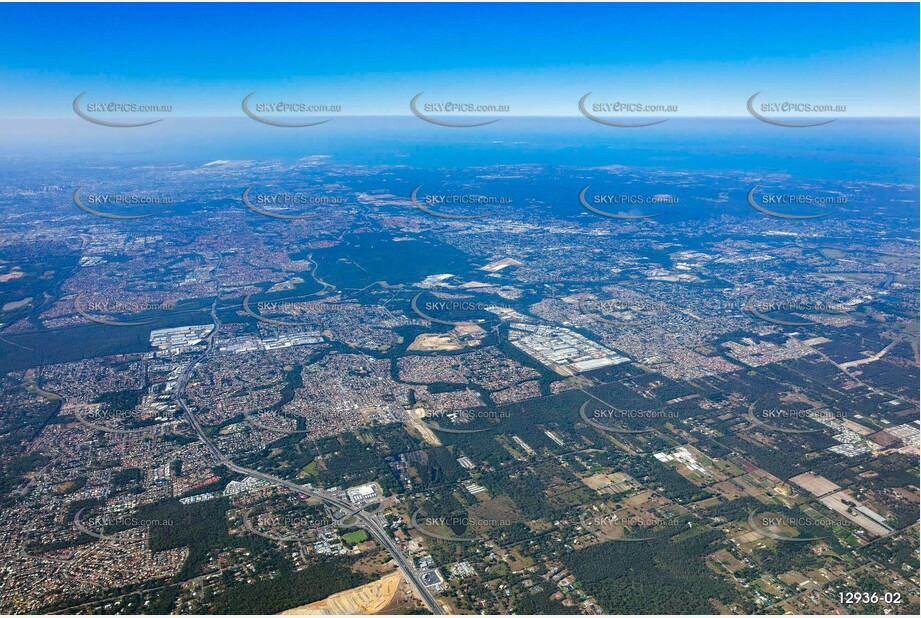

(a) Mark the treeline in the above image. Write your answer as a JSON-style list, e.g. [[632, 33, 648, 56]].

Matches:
[[272, 363, 303, 410], [716, 434, 808, 481], [564, 530, 736, 614], [129, 497, 273, 581], [629, 456, 709, 503], [93, 388, 144, 410], [210, 557, 370, 614], [410, 446, 465, 490], [480, 467, 558, 521]]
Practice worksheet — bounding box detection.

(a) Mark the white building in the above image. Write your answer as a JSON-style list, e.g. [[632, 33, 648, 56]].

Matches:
[[346, 483, 378, 504]]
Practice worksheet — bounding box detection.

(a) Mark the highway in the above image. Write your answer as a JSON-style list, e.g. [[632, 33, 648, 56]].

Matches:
[[174, 281, 443, 615]]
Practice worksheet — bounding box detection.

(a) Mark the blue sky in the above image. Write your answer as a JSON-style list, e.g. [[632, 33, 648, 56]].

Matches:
[[0, 2, 917, 117]]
